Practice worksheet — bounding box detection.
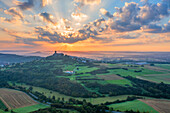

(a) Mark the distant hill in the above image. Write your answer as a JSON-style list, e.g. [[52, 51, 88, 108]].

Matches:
[[0, 53, 42, 65]]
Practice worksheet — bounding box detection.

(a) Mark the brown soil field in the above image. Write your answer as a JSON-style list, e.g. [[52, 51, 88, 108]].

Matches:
[[0, 88, 38, 109], [97, 74, 124, 80], [139, 99, 170, 113]]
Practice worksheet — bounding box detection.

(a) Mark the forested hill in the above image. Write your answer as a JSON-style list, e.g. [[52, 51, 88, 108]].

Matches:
[[0, 53, 42, 65]]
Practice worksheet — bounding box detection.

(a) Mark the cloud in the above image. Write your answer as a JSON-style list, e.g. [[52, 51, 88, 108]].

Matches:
[[142, 24, 163, 33], [141, 20, 170, 33], [40, 0, 52, 7], [108, 2, 141, 32], [18, 0, 34, 10], [164, 21, 170, 32], [74, 0, 101, 5], [103, 0, 170, 32], [117, 34, 136, 39], [40, 12, 55, 25], [71, 12, 88, 21], [135, 2, 169, 25], [100, 8, 113, 18], [0, 17, 23, 24], [4, 7, 24, 20], [34, 26, 96, 44]]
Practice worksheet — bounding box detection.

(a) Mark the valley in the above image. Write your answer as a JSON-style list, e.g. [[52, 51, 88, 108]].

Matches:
[[0, 53, 170, 113]]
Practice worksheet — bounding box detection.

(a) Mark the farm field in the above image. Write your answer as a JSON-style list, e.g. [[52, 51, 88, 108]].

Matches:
[[108, 100, 159, 113], [137, 74, 170, 84], [155, 64, 170, 70], [11, 82, 134, 105], [96, 74, 132, 86], [0, 104, 49, 113], [139, 99, 170, 113], [0, 88, 38, 109], [11, 104, 49, 113], [61, 63, 170, 87]]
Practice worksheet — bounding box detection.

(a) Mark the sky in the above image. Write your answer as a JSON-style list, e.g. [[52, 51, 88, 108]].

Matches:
[[0, 0, 170, 52]]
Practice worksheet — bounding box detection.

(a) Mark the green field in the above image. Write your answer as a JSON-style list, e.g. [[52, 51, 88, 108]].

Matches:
[[12, 104, 49, 113], [10, 82, 134, 105], [0, 104, 49, 113], [106, 79, 132, 86], [108, 100, 158, 113]]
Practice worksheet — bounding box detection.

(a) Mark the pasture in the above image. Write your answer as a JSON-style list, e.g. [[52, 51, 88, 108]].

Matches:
[[0, 88, 38, 109], [108, 100, 158, 113], [139, 99, 170, 113]]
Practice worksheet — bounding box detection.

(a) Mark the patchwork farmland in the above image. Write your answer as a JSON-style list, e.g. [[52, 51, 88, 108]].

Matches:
[[0, 88, 38, 110]]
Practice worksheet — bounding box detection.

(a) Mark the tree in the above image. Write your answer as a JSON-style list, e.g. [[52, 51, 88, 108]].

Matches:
[[62, 97, 65, 102], [52, 96, 55, 100]]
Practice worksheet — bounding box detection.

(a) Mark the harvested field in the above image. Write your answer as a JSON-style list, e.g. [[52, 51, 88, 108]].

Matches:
[[0, 88, 38, 109], [139, 99, 170, 113], [97, 74, 124, 80]]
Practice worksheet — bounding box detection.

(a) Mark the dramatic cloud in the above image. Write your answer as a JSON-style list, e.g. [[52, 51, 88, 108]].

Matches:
[[18, 0, 34, 10], [103, 0, 170, 32], [40, 12, 55, 25], [0, 0, 170, 51], [108, 2, 141, 32], [135, 2, 169, 25]]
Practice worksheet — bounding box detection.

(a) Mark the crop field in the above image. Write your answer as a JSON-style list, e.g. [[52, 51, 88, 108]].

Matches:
[[137, 74, 170, 84], [10, 82, 134, 105], [108, 100, 158, 113], [0, 88, 38, 109], [139, 99, 170, 113]]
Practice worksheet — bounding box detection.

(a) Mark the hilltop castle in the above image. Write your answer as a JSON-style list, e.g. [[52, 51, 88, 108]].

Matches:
[[53, 51, 64, 56]]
